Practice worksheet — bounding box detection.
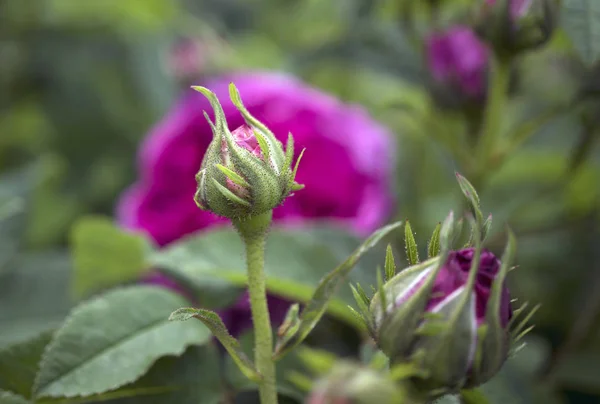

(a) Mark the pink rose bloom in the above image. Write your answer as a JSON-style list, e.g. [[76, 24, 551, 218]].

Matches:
[[117, 71, 396, 332]]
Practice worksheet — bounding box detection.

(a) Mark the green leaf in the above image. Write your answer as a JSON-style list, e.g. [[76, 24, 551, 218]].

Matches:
[[39, 346, 223, 404], [0, 331, 53, 398], [0, 391, 30, 404], [0, 252, 72, 347], [87, 345, 222, 404], [70, 217, 151, 298], [151, 224, 395, 327], [427, 222, 441, 258], [561, 0, 600, 65], [168, 307, 261, 382], [273, 221, 402, 359], [404, 221, 419, 265], [33, 286, 210, 399]]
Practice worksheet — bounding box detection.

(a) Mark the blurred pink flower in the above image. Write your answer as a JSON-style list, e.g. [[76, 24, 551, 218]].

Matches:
[[118, 71, 395, 245], [426, 26, 489, 100], [117, 71, 396, 331]]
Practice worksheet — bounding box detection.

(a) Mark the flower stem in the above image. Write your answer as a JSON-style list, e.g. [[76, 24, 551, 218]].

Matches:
[[474, 55, 511, 184], [233, 211, 278, 404]]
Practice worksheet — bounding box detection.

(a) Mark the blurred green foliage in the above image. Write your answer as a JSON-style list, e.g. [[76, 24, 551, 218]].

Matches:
[[2, 0, 600, 402]]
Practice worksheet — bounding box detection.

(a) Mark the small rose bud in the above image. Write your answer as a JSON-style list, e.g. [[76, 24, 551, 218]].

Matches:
[[306, 362, 405, 404], [476, 0, 558, 57], [425, 26, 490, 109], [369, 248, 513, 393], [193, 84, 304, 220]]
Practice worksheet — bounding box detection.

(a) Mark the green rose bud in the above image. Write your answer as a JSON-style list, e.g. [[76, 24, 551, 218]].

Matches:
[[192, 83, 304, 219], [367, 245, 518, 396]]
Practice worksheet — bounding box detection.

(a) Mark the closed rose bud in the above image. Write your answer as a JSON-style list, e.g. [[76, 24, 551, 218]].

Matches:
[[369, 248, 513, 393], [425, 26, 490, 109], [306, 362, 405, 404], [193, 84, 304, 220], [477, 0, 557, 57]]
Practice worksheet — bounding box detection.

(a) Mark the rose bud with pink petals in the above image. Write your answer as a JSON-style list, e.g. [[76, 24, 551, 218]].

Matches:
[[369, 247, 513, 393], [425, 26, 490, 107], [192, 83, 304, 220]]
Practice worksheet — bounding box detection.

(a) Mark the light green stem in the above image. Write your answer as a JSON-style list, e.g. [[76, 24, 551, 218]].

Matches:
[[233, 211, 278, 404], [475, 56, 511, 183]]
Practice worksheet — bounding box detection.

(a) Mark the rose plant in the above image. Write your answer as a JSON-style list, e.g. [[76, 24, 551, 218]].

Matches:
[[6, 0, 590, 403]]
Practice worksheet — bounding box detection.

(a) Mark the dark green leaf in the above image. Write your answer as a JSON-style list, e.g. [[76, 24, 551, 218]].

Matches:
[[33, 286, 210, 399], [168, 307, 261, 382], [87, 345, 222, 404], [70, 216, 151, 298], [0, 331, 53, 398], [0, 391, 30, 404], [273, 221, 402, 359]]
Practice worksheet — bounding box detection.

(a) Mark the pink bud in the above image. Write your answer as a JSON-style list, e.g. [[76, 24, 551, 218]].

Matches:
[[426, 26, 489, 100], [231, 125, 263, 159]]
